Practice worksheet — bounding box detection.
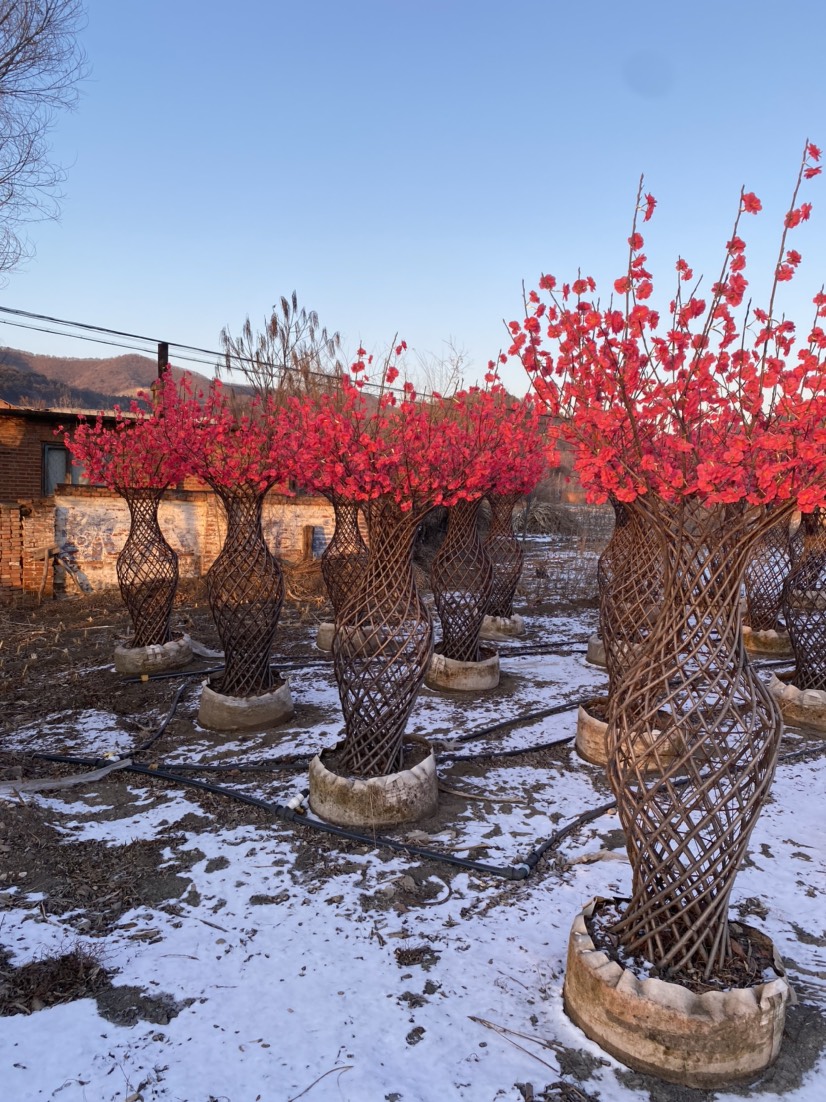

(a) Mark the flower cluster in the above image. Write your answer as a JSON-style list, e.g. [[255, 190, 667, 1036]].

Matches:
[[290, 347, 546, 510], [153, 372, 298, 495], [65, 394, 187, 492], [509, 142, 826, 510]]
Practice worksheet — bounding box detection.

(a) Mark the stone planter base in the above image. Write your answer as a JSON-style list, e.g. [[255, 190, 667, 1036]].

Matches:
[[198, 678, 294, 731], [563, 897, 791, 1088], [114, 635, 193, 676], [743, 625, 793, 657], [315, 622, 335, 652], [586, 634, 607, 667], [425, 646, 500, 691], [576, 698, 611, 765], [479, 613, 525, 640], [575, 699, 679, 769], [768, 673, 826, 732], [308, 740, 438, 828]]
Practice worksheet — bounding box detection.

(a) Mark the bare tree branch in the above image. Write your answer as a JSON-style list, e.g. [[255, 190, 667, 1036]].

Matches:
[[0, 0, 88, 273], [218, 290, 343, 401]]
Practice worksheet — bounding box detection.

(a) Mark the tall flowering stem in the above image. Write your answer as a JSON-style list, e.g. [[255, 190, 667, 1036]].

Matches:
[[509, 141, 826, 977], [158, 373, 297, 698], [431, 393, 545, 661], [293, 347, 537, 773], [66, 388, 187, 649]]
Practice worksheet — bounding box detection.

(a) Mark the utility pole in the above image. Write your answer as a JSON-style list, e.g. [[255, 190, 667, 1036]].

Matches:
[[157, 341, 169, 378]]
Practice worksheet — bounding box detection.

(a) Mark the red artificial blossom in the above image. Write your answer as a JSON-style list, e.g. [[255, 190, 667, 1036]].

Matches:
[[65, 391, 188, 492], [291, 346, 546, 509], [508, 140, 826, 512], [151, 370, 298, 494]]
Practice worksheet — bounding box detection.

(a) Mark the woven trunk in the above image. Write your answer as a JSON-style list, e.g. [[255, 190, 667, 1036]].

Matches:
[[206, 485, 284, 698], [321, 496, 368, 619], [783, 508, 826, 690], [607, 498, 786, 978], [745, 511, 793, 632], [432, 498, 492, 663], [484, 492, 523, 618], [597, 499, 663, 694], [116, 487, 178, 649], [333, 497, 433, 776]]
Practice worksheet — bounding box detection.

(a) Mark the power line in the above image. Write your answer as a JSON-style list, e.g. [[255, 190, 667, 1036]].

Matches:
[[0, 304, 433, 397]]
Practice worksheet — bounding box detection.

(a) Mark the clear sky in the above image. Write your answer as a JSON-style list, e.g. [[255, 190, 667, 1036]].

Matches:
[[4, 0, 826, 395]]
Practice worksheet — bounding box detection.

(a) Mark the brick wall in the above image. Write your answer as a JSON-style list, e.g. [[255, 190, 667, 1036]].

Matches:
[[0, 409, 64, 499], [0, 500, 57, 602]]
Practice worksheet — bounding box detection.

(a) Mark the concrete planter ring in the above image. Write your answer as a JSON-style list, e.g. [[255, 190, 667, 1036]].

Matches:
[[308, 738, 438, 828], [768, 673, 826, 733], [575, 697, 610, 765], [575, 698, 680, 770], [114, 634, 192, 676], [586, 634, 607, 667], [198, 677, 294, 731], [480, 613, 525, 640], [563, 897, 791, 1089], [742, 624, 793, 658], [425, 645, 500, 692], [315, 622, 335, 652]]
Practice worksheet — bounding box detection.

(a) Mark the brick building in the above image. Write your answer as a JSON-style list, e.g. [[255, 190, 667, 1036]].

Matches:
[[0, 401, 333, 604]]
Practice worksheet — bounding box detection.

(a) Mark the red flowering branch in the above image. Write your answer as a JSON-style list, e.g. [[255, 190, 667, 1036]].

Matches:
[[65, 379, 188, 492], [153, 371, 298, 496], [509, 140, 826, 511], [290, 346, 547, 510]]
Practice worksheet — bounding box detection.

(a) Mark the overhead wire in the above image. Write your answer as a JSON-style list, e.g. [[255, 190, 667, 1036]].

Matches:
[[0, 305, 439, 399]]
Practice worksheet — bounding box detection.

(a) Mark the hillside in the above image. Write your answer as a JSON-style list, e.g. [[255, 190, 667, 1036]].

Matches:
[[0, 347, 217, 409], [0, 361, 139, 411]]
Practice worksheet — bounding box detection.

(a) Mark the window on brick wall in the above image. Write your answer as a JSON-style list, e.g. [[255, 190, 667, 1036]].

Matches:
[[42, 444, 86, 495]]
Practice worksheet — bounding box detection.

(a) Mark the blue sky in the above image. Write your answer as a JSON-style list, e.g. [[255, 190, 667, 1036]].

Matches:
[[4, 0, 826, 394]]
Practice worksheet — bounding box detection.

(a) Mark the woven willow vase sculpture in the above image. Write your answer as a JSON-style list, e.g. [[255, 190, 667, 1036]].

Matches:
[[607, 498, 786, 977], [321, 495, 368, 619], [431, 498, 493, 663], [783, 508, 826, 690], [333, 496, 433, 776], [206, 485, 284, 698], [744, 510, 793, 631], [117, 487, 179, 648], [484, 492, 523, 618], [597, 499, 663, 692]]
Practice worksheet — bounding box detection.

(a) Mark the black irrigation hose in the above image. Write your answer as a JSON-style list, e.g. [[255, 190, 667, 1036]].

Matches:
[[132, 683, 191, 755], [26, 732, 826, 884], [120, 656, 334, 686], [118, 633, 600, 686], [445, 696, 598, 745], [443, 732, 576, 762], [27, 749, 535, 879]]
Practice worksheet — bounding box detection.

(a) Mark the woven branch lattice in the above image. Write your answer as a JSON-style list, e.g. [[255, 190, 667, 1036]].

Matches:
[[321, 496, 368, 618], [484, 492, 523, 618], [333, 497, 433, 776], [116, 487, 178, 649], [431, 498, 492, 663], [206, 486, 284, 698], [744, 510, 793, 632], [607, 498, 786, 978], [598, 500, 663, 692], [783, 508, 826, 690]]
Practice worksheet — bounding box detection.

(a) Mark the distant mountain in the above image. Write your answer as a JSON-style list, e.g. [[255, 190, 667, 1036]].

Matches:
[[0, 361, 139, 411], [0, 347, 218, 410]]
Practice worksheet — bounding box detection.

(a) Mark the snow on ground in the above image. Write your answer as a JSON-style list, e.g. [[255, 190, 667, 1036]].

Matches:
[[2, 606, 825, 1102]]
